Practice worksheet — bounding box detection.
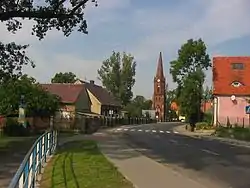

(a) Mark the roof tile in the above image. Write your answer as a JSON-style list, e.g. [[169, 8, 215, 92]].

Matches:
[[41, 83, 85, 103]]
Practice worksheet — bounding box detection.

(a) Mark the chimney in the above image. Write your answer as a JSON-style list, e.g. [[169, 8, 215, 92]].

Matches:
[[90, 80, 95, 85]]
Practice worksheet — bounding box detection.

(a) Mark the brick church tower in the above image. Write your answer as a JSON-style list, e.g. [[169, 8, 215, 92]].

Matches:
[[152, 52, 166, 121]]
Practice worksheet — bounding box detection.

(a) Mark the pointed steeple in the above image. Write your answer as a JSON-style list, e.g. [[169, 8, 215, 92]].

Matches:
[[156, 52, 164, 78]]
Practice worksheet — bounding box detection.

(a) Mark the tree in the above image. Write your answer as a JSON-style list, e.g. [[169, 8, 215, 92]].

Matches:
[[170, 39, 211, 122], [51, 72, 77, 83], [202, 86, 213, 102], [0, 77, 60, 116], [0, 0, 97, 83], [124, 95, 152, 117], [98, 51, 136, 106], [0, 42, 35, 83], [0, 0, 98, 39]]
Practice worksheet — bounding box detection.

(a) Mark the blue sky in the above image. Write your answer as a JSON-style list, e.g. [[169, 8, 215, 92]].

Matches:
[[1, 0, 250, 99]]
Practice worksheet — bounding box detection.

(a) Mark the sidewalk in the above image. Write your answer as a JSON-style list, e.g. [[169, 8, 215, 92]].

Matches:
[[173, 124, 250, 148]]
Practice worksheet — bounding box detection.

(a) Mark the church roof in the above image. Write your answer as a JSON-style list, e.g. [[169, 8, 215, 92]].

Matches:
[[155, 52, 165, 78]]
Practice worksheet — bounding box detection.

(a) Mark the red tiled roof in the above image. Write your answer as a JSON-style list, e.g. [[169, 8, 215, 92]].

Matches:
[[213, 57, 250, 95], [41, 84, 85, 103]]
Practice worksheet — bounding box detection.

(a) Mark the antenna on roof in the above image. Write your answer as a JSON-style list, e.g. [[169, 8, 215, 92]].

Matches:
[[84, 77, 88, 81]]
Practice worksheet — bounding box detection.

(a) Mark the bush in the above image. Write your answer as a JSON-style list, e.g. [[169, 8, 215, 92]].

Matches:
[[202, 113, 213, 124], [195, 122, 214, 130], [3, 118, 30, 136]]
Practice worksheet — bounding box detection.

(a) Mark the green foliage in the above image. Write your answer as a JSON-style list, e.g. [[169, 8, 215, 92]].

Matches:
[[124, 95, 152, 117], [0, 77, 60, 116], [195, 122, 213, 130], [51, 72, 77, 83], [215, 127, 250, 141], [202, 112, 213, 124], [3, 118, 30, 136], [170, 38, 211, 121], [202, 86, 213, 102], [0, 0, 98, 40], [0, 42, 35, 83], [98, 51, 136, 106]]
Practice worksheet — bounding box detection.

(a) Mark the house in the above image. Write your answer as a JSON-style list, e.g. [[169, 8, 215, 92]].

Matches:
[[213, 56, 250, 126], [41, 83, 93, 119], [75, 80, 122, 116]]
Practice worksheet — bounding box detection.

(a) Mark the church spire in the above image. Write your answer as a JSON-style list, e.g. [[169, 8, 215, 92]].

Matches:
[[156, 52, 164, 78]]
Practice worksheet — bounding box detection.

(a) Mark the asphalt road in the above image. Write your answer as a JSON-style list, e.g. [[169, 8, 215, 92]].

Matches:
[[111, 122, 250, 188]]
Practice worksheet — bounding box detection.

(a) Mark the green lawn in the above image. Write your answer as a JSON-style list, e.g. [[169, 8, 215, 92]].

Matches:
[[40, 140, 133, 188]]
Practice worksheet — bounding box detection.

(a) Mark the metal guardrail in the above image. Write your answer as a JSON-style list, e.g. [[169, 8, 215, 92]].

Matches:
[[8, 130, 58, 188]]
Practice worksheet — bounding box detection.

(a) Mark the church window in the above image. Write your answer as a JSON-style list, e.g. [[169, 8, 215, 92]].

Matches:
[[157, 87, 160, 93]]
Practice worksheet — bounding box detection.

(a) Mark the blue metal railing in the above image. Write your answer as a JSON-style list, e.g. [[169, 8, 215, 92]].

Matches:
[[8, 130, 58, 188]]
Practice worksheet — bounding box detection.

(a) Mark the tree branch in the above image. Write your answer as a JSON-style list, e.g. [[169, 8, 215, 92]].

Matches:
[[0, 10, 81, 21], [70, 0, 89, 14]]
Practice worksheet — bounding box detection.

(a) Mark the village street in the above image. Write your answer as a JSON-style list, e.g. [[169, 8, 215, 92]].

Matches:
[[106, 122, 250, 188]]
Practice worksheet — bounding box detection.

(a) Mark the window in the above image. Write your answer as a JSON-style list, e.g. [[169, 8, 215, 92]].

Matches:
[[157, 87, 160, 93], [231, 81, 243, 87], [231, 63, 244, 70]]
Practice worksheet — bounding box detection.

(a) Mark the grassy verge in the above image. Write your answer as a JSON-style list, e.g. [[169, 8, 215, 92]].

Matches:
[[40, 140, 133, 188], [215, 127, 250, 141], [0, 136, 37, 152]]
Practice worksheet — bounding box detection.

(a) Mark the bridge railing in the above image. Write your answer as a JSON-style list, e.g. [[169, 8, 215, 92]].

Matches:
[[8, 130, 57, 188]]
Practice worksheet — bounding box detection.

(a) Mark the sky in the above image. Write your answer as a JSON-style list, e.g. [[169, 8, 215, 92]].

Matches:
[[1, 0, 250, 99]]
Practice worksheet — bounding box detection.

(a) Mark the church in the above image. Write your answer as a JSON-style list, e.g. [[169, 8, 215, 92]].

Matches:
[[152, 52, 166, 122]]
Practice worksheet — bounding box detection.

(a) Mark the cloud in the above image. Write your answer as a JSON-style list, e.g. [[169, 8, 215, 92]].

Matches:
[[132, 0, 250, 61], [23, 48, 102, 84]]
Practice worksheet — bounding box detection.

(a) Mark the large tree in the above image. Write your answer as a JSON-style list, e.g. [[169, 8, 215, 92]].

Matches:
[[170, 38, 211, 122], [98, 51, 136, 106], [0, 0, 97, 82], [0, 76, 60, 116], [51, 72, 77, 83]]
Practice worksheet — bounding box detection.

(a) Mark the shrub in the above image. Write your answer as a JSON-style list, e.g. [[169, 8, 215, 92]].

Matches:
[[202, 113, 213, 124], [195, 122, 214, 130], [3, 118, 30, 136]]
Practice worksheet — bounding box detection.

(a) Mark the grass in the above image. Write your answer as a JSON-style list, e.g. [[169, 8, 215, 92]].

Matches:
[[215, 127, 250, 141], [40, 140, 134, 188], [0, 135, 36, 152]]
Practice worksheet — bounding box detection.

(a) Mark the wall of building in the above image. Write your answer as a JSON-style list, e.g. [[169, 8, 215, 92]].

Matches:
[[75, 89, 91, 113], [215, 96, 250, 126], [86, 89, 101, 114]]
